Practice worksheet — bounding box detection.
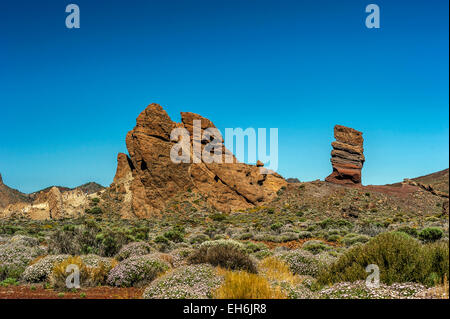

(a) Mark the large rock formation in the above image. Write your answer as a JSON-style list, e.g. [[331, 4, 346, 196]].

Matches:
[[325, 125, 365, 185], [110, 103, 287, 217]]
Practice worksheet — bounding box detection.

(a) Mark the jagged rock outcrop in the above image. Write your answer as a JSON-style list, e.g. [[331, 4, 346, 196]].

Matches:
[[325, 125, 365, 185], [110, 103, 287, 217]]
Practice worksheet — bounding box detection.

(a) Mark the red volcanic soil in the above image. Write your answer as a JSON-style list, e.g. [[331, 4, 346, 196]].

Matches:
[[360, 184, 419, 198], [0, 285, 144, 299]]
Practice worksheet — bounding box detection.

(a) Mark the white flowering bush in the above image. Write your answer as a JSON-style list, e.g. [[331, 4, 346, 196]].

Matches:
[[80, 254, 116, 268], [0, 241, 46, 280], [107, 254, 169, 287], [9, 235, 40, 247], [115, 242, 153, 261], [22, 255, 70, 283], [319, 281, 426, 299], [199, 239, 245, 251], [142, 264, 223, 299], [169, 247, 194, 268], [278, 249, 323, 277]]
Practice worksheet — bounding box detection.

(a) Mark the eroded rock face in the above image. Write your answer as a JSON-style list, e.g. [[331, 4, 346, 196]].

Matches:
[[325, 125, 365, 185], [111, 103, 287, 217]]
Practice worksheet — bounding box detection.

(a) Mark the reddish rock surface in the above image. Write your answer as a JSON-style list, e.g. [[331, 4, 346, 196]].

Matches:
[[111, 103, 287, 217], [325, 125, 365, 185]]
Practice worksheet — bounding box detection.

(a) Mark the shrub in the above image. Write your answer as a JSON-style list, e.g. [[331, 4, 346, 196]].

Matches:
[[80, 254, 117, 269], [188, 240, 257, 273], [188, 233, 210, 244], [245, 241, 267, 253], [279, 232, 299, 242], [115, 242, 153, 261], [0, 277, 19, 287], [9, 235, 39, 247], [48, 222, 129, 257], [169, 248, 195, 268], [271, 222, 283, 231], [298, 231, 312, 239], [326, 234, 341, 242], [22, 255, 70, 283], [210, 213, 227, 222], [213, 271, 287, 299], [319, 219, 353, 230], [154, 235, 169, 244], [419, 227, 443, 243], [238, 232, 253, 240], [278, 249, 323, 277], [0, 242, 46, 280], [397, 226, 419, 238], [424, 241, 449, 285], [163, 229, 184, 243], [302, 240, 331, 254], [317, 232, 449, 287], [50, 255, 116, 289], [143, 264, 223, 299], [320, 281, 426, 299], [107, 254, 169, 287], [341, 233, 370, 247]]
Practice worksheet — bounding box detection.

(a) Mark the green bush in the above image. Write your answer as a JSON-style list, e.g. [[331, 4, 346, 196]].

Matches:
[[210, 213, 227, 222], [188, 240, 256, 273], [48, 222, 129, 257], [270, 222, 283, 231], [154, 235, 169, 244], [302, 240, 331, 254], [318, 232, 449, 287], [319, 219, 353, 230], [188, 233, 210, 244], [341, 233, 370, 247], [418, 227, 443, 243], [397, 226, 419, 238]]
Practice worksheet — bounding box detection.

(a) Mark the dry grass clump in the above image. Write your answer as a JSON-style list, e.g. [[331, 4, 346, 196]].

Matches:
[[213, 270, 287, 299], [50, 256, 115, 289], [417, 276, 449, 299], [259, 256, 301, 285]]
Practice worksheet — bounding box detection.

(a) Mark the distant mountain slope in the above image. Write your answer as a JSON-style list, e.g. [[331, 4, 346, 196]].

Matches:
[[412, 168, 449, 194], [0, 174, 32, 209], [32, 182, 105, 196], [0, 173, 105, 209]]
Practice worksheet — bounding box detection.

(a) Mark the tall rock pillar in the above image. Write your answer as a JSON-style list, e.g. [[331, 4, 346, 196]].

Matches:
[[325, 125, 365, 185]]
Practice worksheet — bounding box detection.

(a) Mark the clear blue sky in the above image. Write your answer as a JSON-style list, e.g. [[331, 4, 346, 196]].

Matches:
[[1, 0, 448, 193]]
